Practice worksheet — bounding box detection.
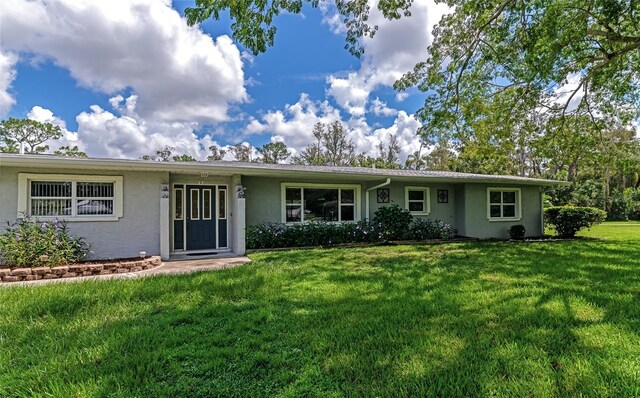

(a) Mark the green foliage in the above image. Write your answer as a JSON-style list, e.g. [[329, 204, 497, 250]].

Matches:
[[1, 224, 638, 397], [229, 143, 254, 162], [246, 220, 384, 249], [207, 144, 226, 161], [372, 203, 413, 240], [172, 154, 197, 162], [185, 0, 411, 57], [246, 204, 455, 249], [0, 217, 90, 267], [0, 118, 63, 154], [292, 121, 356, 166], [53, 145, 88, 158], [508, 224, 526, 240], [545, 206, 607, 238], [257, 141, 290, 164], [409, 218, 456, 240]]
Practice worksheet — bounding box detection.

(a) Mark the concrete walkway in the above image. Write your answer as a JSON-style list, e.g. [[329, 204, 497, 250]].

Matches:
[[2, 256, 251, 287]]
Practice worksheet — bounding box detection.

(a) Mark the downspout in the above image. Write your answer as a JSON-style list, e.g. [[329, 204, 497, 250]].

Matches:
[[365, 178, 391, 220]]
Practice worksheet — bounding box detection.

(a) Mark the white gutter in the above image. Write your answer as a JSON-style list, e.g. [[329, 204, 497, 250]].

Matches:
[[365, 178, 391, 220]]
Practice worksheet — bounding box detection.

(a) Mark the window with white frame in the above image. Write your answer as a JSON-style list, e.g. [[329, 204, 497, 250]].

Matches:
[[405, 187, 430, 215], [282, 183, 359, 223], [18, 174, 123, 221], [487, 188, 521, 220]]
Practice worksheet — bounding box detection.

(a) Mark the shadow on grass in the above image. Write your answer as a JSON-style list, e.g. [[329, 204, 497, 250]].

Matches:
[[1, 238, 639, 397]]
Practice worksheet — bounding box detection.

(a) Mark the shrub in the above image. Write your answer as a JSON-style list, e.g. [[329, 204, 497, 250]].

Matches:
[[372, 203, 413, 240], [508, 225, 526, 240], [0, 217, 90, 267], [245, 216, 456, 249], [410, 219, 456, 240], [246, 220, 384, 249], [544, 206, 606, 238]]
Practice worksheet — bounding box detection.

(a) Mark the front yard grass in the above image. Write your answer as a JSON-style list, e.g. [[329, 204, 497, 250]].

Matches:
[[1, 223, 639, 397]]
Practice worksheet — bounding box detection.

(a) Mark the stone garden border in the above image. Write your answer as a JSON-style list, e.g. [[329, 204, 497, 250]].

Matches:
[[0, 256, 162, 283]]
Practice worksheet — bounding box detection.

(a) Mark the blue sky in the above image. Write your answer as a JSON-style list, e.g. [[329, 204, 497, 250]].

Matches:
[[0, 0, 449, 161]]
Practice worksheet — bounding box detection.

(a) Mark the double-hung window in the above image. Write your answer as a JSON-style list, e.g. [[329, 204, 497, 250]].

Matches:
[[18, 174, 123, 221], [282, 183, 360, 223], [487, 188, 521, 221], [405, 186, 430, 215]]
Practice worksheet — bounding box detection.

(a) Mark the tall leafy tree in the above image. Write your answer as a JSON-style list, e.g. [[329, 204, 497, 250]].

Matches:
[[257, 141, 290, 163], [0, 118, 63, 154], [207, 144, 227, 161], [377, 134, 400, 168], [230, 143, 254, 162]]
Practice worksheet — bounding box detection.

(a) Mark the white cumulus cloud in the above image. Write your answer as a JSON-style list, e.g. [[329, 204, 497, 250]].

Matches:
[[244, 94, 423, 162], [324, 0, 450, 116], [0, 51, 18, 117], [1, 0, 247, 123]]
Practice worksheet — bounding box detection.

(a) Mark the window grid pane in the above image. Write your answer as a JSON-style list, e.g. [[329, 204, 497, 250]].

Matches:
[[77, 182, 114, 198], [408, 190, 424, 201], [76, 199, 114, 215], [31, 199, 72, 216], [31, 181, 72, 198]]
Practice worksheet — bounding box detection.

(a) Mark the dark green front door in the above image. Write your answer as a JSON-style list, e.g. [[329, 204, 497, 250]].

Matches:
[[186, 185, 216, 250]]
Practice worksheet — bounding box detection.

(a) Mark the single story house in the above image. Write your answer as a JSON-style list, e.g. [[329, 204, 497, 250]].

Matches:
[[0, 153, 567, 260]]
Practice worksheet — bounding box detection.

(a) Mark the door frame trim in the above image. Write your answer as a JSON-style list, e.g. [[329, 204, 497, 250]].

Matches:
[[171, 183, 230, 253]]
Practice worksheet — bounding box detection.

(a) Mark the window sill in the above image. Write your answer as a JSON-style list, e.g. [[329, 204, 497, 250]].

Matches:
[[487, 217, 521, 222], [409, 212, 431, 216]]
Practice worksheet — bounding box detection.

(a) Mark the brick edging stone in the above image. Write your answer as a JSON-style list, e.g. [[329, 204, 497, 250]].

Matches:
[[0, 256, 162, 283]]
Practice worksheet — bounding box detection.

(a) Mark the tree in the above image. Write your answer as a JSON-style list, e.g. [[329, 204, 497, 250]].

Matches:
[[292, 122, 326, 165], [207, 144, 227, 161], [323, 121, 356, 166], [258, 141, 290, 164], [141, 146, 174, 161], [0, 118, 63, 154], [294, 121, 356, 166], [185, 1, 412, 58], [173, 154, 197, 162], [394, 0, 640, 148], [230, 143, 253, 162], [377, 134, 400, 169], [53, 145, 87, 158]]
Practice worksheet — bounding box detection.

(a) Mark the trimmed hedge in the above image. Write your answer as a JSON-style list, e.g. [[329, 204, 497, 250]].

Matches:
[[246, 204, 456, 249], [544, 206, 606, 238]]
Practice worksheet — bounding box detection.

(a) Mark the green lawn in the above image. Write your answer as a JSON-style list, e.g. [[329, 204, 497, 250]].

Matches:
[[1, 223, 639, 397]]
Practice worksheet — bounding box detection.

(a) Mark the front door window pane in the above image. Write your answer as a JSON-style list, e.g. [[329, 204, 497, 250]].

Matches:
[[203, 189, 212, 220], [175, 189, 183, 219], [190, 189, 199, 220], [218, 189, 226, 219]]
